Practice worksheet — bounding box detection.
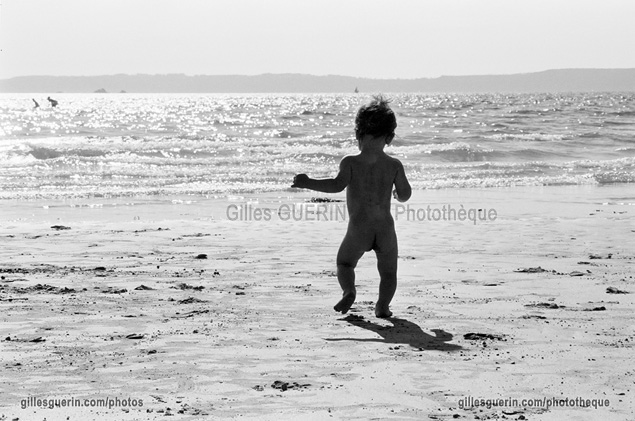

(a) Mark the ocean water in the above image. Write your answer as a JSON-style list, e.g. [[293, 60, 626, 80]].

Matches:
[[0, 92, 634, 200]]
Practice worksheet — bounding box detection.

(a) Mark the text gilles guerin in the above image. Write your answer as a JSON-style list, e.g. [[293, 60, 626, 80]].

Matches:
[[226, 203, 497, 224]]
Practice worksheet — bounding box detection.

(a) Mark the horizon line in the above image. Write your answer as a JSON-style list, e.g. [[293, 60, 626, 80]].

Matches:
[[3, 67, 635, 81]]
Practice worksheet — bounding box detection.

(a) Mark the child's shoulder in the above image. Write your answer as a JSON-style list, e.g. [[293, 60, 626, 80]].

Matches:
[[382, 152, 404, 167], [340, 153, 360, 165], [340, 152, 402, 164]]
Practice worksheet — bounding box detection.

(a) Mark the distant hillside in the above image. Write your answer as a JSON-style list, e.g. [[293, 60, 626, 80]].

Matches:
[[1, 69, 634, 93]]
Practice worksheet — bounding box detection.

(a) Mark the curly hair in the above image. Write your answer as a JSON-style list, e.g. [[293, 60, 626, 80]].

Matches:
[[354, 95, 397, 138]]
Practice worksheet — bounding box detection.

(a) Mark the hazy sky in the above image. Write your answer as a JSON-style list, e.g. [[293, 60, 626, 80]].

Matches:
[[2, 0, 634, 79]]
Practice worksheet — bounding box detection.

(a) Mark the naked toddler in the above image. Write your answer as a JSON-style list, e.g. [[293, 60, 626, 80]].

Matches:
[[292, 95, 411, 318]]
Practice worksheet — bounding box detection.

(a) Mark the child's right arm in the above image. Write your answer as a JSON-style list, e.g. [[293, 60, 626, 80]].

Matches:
[[292, 157, 352, 193], [392, 160, 411, 202]]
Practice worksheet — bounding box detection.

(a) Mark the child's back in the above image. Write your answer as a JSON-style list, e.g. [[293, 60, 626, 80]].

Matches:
[[343, 151, 405, 223]]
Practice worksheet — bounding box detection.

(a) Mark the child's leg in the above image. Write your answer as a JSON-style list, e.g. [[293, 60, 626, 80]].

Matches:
[[374, 232, 398, 318], [334, 233, 366, 314]]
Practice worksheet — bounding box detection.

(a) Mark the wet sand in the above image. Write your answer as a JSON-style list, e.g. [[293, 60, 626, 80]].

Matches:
[[1, 185, 634, 420]]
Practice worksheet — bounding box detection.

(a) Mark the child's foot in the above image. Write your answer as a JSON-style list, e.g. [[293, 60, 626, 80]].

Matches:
[[334, 291, 356, 314], [375, 306, 393, 318]]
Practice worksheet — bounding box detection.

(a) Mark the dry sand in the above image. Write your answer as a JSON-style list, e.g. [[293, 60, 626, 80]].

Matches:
[[1, 185, 633, 421]]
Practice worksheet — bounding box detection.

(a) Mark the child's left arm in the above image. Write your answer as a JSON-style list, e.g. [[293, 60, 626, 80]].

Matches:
[[292, 157, 351, 193]]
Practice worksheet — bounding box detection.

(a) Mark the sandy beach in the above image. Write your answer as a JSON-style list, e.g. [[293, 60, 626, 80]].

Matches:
[[1, 185, 633, 420]]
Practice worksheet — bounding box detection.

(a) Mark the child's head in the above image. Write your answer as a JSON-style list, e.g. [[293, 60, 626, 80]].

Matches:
[[355, 95, 397, 141]]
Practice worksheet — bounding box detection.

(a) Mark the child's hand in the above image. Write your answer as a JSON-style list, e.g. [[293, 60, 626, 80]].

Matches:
[[292, 174, 309, 188]]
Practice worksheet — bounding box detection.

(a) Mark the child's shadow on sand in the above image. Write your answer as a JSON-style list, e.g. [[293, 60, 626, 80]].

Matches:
[[326, 315, 462, 351]]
